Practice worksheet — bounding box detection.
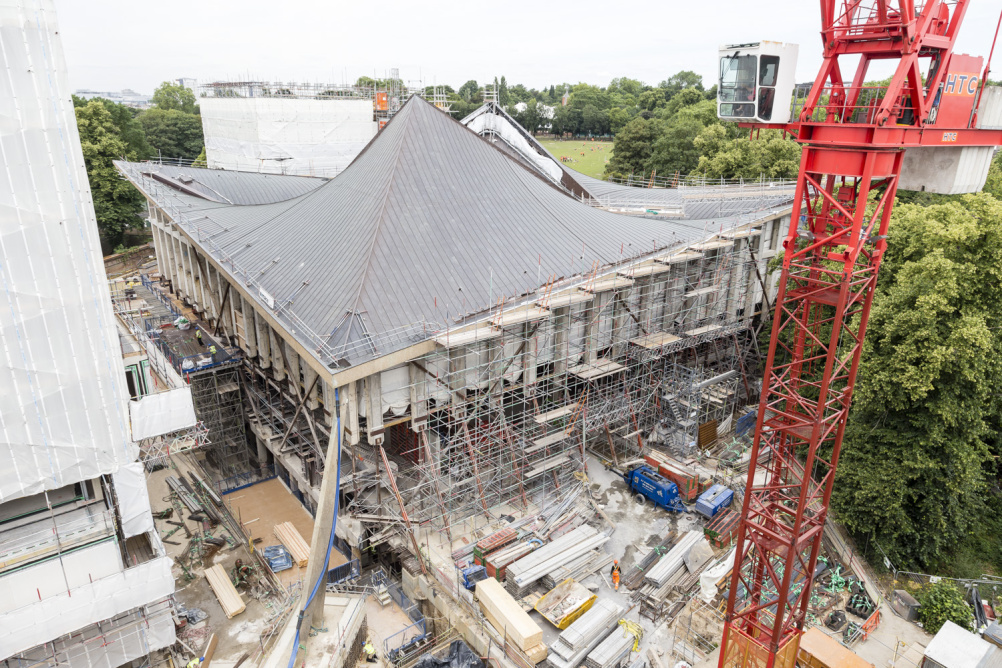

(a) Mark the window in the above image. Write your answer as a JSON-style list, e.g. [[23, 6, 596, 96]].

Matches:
[[758, 88, 776, 121], [759, 56, 780, 87], [719, 54, 758, 105]]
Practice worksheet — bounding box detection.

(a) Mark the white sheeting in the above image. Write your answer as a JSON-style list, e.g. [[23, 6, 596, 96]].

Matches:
[[0, 0, 137, 503], [201, 97, 376, 177], [0, 555, 175, 659], [129, 388, 197, 440], [464, 111, 564, 184], [113, 462, 155, 538], [699, 547, 736, 602], [380, 365, 410, 417]]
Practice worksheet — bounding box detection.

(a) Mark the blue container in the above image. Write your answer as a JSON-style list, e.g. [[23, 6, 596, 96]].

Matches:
[[695, 484, 734, 519], [625, 465, 684, 512]]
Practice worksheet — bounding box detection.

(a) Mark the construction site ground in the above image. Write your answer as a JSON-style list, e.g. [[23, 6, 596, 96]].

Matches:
[[145, 455, 299, 665]]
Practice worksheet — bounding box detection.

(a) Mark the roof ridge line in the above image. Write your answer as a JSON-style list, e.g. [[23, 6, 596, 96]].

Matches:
[[340, 99, 416, 334]]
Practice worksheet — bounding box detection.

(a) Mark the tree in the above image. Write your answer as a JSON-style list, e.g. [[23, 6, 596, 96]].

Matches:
[[917, 581, 974, 634], [74, 100, 145, 246], [605, 117, 662, 177], [549, 85, 556, 102], [151, 81, 198, 114], [638, 89, 667, 112], [693, 130, 801, 179], [659, 70, 704, 101], [74, 95, 153, 160], [984, 152, 1002, 199], [569, 83, 611, 111], [832, 194, 1002, 570], [646, 116, 704, 176], [458, 80, 479, 103], [608, 107, 632, 135], [139, 108, 204, 160], [499, 76, 510, 106]]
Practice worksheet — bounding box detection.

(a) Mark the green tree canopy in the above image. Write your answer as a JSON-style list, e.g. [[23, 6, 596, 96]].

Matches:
[[832, 193, 1002, 570], [139, 108, 204, 160], [693, 130, 801, 180], [646, 116, 704, 176], [75, 100, 145, 246], [151, 81, 198, 114], [604, 117, 662, 177], [917, 581, 974, 634]]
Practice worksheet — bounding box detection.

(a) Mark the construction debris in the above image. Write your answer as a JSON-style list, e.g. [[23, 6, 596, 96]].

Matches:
[[546, 599, 625, 668]]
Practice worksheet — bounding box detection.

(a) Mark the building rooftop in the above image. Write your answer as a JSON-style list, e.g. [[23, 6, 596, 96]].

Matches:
[[119, 96, 790, 371]]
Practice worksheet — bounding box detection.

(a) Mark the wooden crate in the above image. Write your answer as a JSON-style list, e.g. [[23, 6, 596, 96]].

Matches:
[[205, 564, 245, 618], [275, 521, 310, 568], [476, 577, 543, 651]]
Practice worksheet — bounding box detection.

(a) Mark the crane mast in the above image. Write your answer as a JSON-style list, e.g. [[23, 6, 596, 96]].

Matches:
[[718, 2, 1002, 666]]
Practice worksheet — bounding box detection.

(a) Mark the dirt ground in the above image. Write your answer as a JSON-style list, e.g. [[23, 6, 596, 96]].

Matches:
[[364, 594, 420, 655], [225, 477, 347, 589]]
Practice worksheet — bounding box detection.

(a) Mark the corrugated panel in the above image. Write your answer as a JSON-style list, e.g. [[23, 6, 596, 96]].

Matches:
[[122, 96, 782, 369]]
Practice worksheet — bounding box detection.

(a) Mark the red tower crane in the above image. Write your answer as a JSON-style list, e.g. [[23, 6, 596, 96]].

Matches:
[[715, 3, 1002, 666]]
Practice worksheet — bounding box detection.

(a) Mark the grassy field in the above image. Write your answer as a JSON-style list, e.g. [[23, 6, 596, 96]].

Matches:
[[537, 139, 614, 179]]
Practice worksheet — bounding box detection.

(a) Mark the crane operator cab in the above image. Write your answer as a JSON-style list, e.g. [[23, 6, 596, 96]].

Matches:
[[718, 41, 799, 124]]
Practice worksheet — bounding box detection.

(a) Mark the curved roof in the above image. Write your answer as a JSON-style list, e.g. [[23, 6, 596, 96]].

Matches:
[[121, 96, 773, 369]]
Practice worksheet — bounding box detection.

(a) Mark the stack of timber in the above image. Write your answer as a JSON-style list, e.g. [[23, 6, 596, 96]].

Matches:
[[622, 533, 676, 590], [474, 528, 519, 565], [541, 550, 615, 590], [506, 526, 609, 598], [584, 623, 637, 668], [642, 451, 706, 502], [274, 522, 309, 567], [476, 577, 546, 662], [644, 531, 704, 588], [545, 599, 624, 668], [704, 509, 740, 548], [205, 564, 245, 618], [486, 541, 538, 581]]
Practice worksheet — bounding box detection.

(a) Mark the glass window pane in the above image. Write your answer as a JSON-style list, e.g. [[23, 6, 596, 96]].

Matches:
[[760, 56, 780, 87], [719, 55, 758, 104], [758, 88, 775, 121]]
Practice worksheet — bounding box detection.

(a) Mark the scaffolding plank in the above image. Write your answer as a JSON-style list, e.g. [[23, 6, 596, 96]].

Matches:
[[684, 324, 723, 337], [433, 324, 503, 347], [493, 306, 551, 328], [684, 286, 716, 298], [584, 276, 634, 293], [205, 564, 245, 618], [216, 381, 239, 394], [526, 454, 571, 478], [617, 261, 672, 279], [655, 251, 703, 265], [534, 404, 579, 424], [528, 429, 573, 452], [689, 239, 734, 251], [629, 331, 681, 350], [719, 228, 762, 240], [544, 290, 594, 308], [568, 358, 625, 381]]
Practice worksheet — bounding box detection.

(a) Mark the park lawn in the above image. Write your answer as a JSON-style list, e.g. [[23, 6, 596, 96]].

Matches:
[[537, 139, 614, 180]]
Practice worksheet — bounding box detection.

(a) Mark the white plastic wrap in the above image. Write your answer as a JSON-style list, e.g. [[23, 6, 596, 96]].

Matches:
[[112, 462, 155, 538], [129, 388, 197, 440], [201, 97, 377, 177], [0, 555, 175, 659], [0, 0, 138, 503], [699, 547, 736, 602], [380, 365, 410, 417], [464, 111, 564, 184]]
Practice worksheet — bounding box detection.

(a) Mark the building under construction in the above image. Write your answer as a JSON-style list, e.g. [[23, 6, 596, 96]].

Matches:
[[118, 91, 790, 554], [114, 93, 796, 663]]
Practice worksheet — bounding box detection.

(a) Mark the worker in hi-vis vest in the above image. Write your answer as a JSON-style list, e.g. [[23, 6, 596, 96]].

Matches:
[[611, 560, 621, 590]]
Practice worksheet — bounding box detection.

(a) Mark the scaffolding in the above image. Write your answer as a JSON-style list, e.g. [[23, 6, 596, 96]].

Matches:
[[188, 364, 252, 480], [337, 226, 773, 539]]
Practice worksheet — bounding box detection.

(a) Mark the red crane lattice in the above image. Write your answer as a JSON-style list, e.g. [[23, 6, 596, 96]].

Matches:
[[720, 2, 1002, 666]]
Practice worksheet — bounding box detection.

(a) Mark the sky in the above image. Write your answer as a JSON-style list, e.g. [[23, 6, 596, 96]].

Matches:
[[56, 1, 1002, 95]]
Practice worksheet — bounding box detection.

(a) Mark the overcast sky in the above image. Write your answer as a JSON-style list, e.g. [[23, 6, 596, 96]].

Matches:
[[56, 1, 1002, 94]]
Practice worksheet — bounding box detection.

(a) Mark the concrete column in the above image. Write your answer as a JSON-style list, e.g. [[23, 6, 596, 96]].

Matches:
[[303, 365, 319, 410], [365, 374, 384, 446], [286, 343, 300, 392], [522, 322, 538, 393], [409, 362, 428, 432], [179, 240, 195, 301], [344, 380, 360, 446], [321, 380, 334, 426], [581, 298, 597, 364], [241, 295, 258, 357], [552, 305, 570, 375], [302, 388, 344, 630], [270, 328, 286, 381], [255, 306, 271, 368], [611, 287, 630, 358]]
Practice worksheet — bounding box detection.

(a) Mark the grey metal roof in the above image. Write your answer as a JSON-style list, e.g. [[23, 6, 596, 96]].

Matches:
[[113, 161, 327, 206], [460, 102, 795, 212], [122, 96, 777, 370]]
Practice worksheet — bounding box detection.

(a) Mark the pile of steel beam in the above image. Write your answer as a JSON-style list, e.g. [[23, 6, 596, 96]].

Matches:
[[584, 624, 635, 668], [542, 549, 615, 590], [506, 526, 609, 598], [546, 599, 624, 668], [643, 530, 704, 588]]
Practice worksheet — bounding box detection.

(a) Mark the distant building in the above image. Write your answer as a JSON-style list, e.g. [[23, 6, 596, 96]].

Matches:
[[198, 81, 379, 177], [74, 88, 152, 108], [176, 77, 198, 91]]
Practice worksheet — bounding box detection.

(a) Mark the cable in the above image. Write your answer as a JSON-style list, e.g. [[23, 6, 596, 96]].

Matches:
[[287, 387, 341, 668]]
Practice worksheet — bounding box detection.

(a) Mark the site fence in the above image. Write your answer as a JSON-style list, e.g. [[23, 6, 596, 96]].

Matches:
[[217, 464, 277, 495]]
